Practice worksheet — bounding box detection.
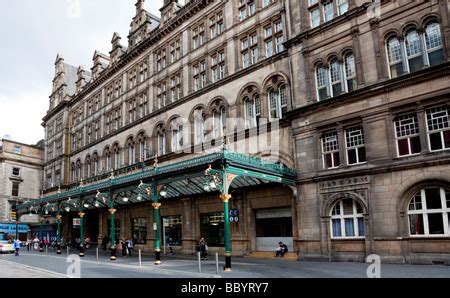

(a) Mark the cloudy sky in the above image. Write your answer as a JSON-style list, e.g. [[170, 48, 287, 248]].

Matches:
[[0, 0, 177, 145]]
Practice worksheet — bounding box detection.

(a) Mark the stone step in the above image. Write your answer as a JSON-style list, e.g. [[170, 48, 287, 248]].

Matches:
[[247, 251, 298, 261]]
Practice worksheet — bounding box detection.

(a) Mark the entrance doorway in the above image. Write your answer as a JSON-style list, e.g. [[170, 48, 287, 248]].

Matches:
[[255, 207, 293, 251]]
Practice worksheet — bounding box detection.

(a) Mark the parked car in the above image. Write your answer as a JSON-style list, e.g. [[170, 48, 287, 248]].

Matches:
[[0, 240, 15, 254]]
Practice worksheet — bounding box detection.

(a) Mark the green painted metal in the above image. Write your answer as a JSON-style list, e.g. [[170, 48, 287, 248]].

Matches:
[[18, 150, 297, 210]]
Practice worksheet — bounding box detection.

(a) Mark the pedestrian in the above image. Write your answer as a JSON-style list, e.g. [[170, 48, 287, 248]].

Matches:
[[126, 238, 133, 257], [26, 238, 31, 251], [14, 238, 21, 256], [121, 240, 127, 257], [33, 236, 39, 250], [199, 238, 208, 260]]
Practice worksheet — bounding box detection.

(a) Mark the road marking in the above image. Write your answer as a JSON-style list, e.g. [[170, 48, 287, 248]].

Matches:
[[0, 259, 67, 278], [15, 253, 221, 278]]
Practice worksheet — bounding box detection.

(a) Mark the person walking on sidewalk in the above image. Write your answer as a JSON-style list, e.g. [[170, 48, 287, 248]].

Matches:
[[13, 238, 21, 256]]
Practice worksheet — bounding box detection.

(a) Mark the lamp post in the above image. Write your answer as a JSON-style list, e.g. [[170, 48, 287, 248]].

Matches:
[[39, 208, 44, 252], [96, 189, 116, 261], [56, 213, 62, 255], [78, 205, 85, 258], [205, 163, 237, 272]]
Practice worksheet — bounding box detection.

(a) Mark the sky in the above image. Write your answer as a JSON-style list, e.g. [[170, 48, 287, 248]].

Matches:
[[0, 0, 180, 145]]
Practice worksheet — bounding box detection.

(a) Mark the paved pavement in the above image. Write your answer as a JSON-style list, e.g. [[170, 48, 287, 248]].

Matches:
[[1, 248, 449, 278]]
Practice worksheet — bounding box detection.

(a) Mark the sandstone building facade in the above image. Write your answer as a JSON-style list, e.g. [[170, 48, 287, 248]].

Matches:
[[36, 0, 449, 264]]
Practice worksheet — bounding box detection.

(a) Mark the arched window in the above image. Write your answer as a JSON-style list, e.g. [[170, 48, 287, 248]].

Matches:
[[112, 144, 120, 169], [194, 108, 206, 145], [127, 137, 135, 165], [386, 22, 444, 78], [93, 153, 99, 176], [157, 131, 166, 156], [171, 120, 183, 152], [408, 187, 450, 236], [330, 59, 343, 97], [85, 156, 91, 178], [330, 198, 365, 239], [268, 85, 287, 120], [344, 53, 357, 92], [405, 29, 423, 73], [104, 147, 111, 172], [71, 162, 76, 183], [137, 133, 147, 162], [316, 65, 329, 101], [386, 36, 405, 78], [212, 106, 226, 139], [76, 159, 82, 182], [425, 22, 444, 66], [244, 94, 261, 128]]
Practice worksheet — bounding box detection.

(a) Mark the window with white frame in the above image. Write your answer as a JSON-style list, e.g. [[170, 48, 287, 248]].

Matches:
[[170, 74, 182, 102], [156, 48, 166, 72], [193, 60, 207, 91], [425, 22, 444, 66], [128, 98, 137, 124], [386, 22, 444, 79], [113, 148, 120, 170], [345, 126, 366, 165], [426, 105, 450, 151], [128, 68, 137, 90], [344, 53, 357, 92], [213, 107, 226, 139], [310, 7, 320, 29], [194, 108, 206, 145], [211, 50, 225, 83], [323, 1, 334, 22], [169, 39, 181, 64], [192, 23, 206, 50], [264, 19, 284, 58], [114, 79, 122, 99], [244, 94, 261, 128], [12, 167, 20, 177], [316, 65, 329, 101], [239, 0, 255, 21], [337, 0, 349, 15], [262, 0, 273, 8], [157, 131, 166, 156], [105, 148, 111, 171], [172, 123, 183, 152], [268, 84, 287, 120], [128, 140, 135, 165], [395, 113, 421, 157], [330, 59, 343, 97], [157, 82, 167, 109], [331, 199, 365, 238], [408, 187, 450, 236], [309, 0, 348, 29], [139, 92, 149, 118], [321, 131, 340, 169], [209, 10, 224, 39], [93, 154, 99, 175], [114, 107, 121, 131]]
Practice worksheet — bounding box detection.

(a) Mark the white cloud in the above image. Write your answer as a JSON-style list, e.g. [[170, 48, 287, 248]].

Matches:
[[0, 0, 166, 145]]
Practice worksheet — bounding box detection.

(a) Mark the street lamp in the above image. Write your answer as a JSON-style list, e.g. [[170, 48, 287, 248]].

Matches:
[[204, 164, 237, 272], [96, 190, 117, 261]]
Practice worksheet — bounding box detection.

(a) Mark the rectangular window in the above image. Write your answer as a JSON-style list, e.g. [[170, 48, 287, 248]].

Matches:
[[426, 106, 450, 151], [12, 182, 19, 197], [310, 8, 320, 28], [132, 218, 147, 244], [13, 146, 21, 154], [12, 168, 21, 177], [323, 1, 334, 22], [201, 213, 224, 247], [163, 216, 183, 247], [322, 131, 340, 169], [346, 126, 366, 165], [395, 113, 421, 156], [337, 0, 349, 15]]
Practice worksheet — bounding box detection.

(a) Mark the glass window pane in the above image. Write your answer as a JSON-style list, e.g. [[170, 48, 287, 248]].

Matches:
[[201, 213, 225, 247], [332, 219, 341, 237], [343, 199, 353, 215], [444, 131, 450, 149], [344, 218, 355, 237], [411, 136, 421, 154], [408, 56, 423, 73], [358, 218, 365, 237], [358, 147, 367, 163], [348, 148, 357, 165], [428, 213, 444, 235], [409, 193, 422, 211], [324, 153, 333, 168], [425, 188, 442, 210], [333, 152, 340, 167], [429, 49, 444, 67], [409, 214, 424, 235], [332, 202, 341, 216], [429, 132, 443, 151], [398, 139, 410, 156], [446, 190, 450, 209], [132, 218, 147, 244]]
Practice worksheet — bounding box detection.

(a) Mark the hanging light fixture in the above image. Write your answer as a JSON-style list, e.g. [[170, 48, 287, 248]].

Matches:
[[83, 203, 90, 208], [136, 194, 142, 201], [45, 209, 49, 215], [159, 188, 167, 198], [123, 197, 129, 203], [65, 206, 70, 212], [94, 201, 100, 208]]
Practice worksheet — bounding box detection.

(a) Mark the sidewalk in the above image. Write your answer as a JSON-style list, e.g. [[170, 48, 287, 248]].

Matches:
[[0, 259, 65, 278]]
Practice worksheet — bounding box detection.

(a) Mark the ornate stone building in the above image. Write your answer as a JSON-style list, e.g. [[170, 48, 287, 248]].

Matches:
[[34, 0, 449, 264], [0, 139, 44, 222]]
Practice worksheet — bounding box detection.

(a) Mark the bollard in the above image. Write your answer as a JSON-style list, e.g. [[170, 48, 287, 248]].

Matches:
[[46, 246, 48, 254], [216, 253, 219, 275], [198, 252, 202, 273], [139, 250, 142, 268], [96, 247, 99, 261], [67, 246, 69, 256]]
